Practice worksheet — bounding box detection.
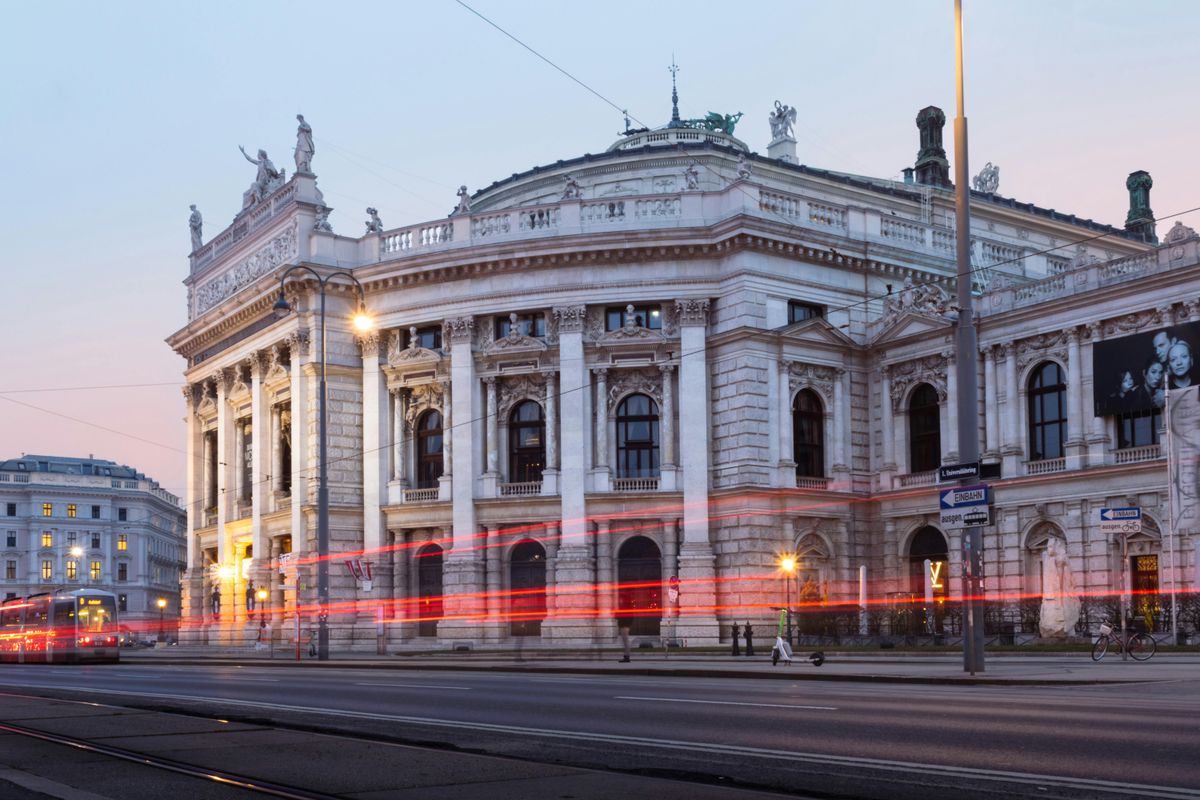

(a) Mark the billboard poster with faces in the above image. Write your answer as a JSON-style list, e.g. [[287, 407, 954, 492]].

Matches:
[[1092, 320, 1200, 417]]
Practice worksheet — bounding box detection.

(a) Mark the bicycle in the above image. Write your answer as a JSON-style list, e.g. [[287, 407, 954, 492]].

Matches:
[[1091, 620, 1156, 662]]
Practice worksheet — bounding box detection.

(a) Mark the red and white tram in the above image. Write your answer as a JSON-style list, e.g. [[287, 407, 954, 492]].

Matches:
[[1, 588, 121, 663]]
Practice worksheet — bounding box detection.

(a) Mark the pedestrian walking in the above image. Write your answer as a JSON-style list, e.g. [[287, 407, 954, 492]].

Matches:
[[744, 621, 754, 656], [731, 622, 741, 656], [254, 620, 268, 652], [617, 615, 632, 662]]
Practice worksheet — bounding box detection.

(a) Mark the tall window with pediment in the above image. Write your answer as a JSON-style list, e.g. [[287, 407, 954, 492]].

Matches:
[[509, 401, 545, 482], [792, 389, 825, 478], [1028, 361, 1066, 461], [616, 394, 660, 478], [908, 384, 941, 473], [416, 410, 444, 489]]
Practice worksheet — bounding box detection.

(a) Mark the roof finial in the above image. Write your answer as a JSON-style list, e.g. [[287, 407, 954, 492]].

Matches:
[[668, 57, 682, 128]]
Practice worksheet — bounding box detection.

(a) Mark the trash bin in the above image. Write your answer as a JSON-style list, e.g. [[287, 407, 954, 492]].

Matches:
[[999, 623, 1015, 646]]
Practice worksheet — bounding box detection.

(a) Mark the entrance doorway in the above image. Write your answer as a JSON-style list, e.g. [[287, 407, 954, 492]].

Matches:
[[617, 536, 662, 636], [416, 544, 443, 637], [908, 526, 949, 634], [1130, 554, 1160, 631], [509, 540, 547, 637]]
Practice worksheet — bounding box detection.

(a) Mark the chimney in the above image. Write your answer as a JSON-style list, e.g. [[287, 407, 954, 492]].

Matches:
[[1124, 170, 1157, 244], [913, 106, 951, 188]]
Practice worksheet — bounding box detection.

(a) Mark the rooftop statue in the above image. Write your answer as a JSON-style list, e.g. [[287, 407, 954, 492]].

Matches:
[[365, 207, 383, 234], [684, 160, 700, 191], [562, 174, 582, 200], [971, 162, 1000, 194], [239, 145, 284, 204], [768, 100, 796, 140], [188, 205, 203, 252], [736, 153, 751, 180], [684, 111, 743, 136], [294, 114, 314, 174], [454, 185, 472, 215], [313, 204, 333, 232]]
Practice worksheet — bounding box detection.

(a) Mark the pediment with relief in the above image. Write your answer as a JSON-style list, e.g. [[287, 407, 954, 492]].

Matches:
[[597, 305, 669, 348], [780, 316, 857, 348], [387, 328, 443, 368], [483, 316, 549, 357], [869, 311, 952, 347]]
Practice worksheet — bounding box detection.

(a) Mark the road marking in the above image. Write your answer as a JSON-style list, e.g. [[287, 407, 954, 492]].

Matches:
[[4, 683, 1200, 800], [355, 682, 470, 690], [615, 695, 836, 711], [231, 678, 279, 682]]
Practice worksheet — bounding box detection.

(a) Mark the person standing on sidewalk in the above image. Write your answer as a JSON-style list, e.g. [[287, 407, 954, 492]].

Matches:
[[731, 622, 741, 656], [744, 622, 754, 656], [617, 614, 632, 663]]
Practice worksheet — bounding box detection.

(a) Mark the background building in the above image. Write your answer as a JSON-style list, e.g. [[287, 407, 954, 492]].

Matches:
[[168, 97, 1198, 650], [0, 455, 186, 639]]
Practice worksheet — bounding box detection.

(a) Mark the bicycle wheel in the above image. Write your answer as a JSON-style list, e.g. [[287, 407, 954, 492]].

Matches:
[[1091, 636, 1109, 661], [1127, 633, 1157, 661]]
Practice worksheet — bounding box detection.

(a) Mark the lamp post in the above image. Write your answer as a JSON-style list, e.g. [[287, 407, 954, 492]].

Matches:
[[156, 597, 167, 643], [273, 266, 373, 661], [779, 554, 797, 647]]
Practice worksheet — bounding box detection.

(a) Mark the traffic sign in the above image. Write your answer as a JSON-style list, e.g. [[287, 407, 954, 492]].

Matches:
[[1098, 507, 1141, 535], [938, 461, 980, 482], [940, 484, 990, 529], [939, 484, 989, 509], [668, 575, 680, 603]]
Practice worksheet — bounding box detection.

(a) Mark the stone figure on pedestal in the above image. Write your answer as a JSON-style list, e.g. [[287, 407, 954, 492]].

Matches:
[[736, 154, 751, 180], [239, 146, 283, 203], [365, 207, 383, 233], [189, 205, 203, 251], [768, 100, 797, 140], [313, 204, 333, 232], [972, 162, 1000, 194], [454, 185, 472, 215], [294, 114, 314, 174], [1038, 537, 1080, 638], [562, 175, 582, 200], [684, 160, 700, 191]]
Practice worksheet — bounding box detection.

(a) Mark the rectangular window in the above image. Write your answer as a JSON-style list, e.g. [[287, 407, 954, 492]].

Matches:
[[117, 508, 127, 522], [67, 561, 77, 581], [90, 561, 101, 581], [5, 560, 15, 580], [118, 594, 127, 612], [1117, 408, 1162, 449], [67, 531, 77, 545], [605, 305, 662, 332], [788, 301, 824, 324], [5, 503, 14, 517], [42, 503, 53, 517], [496, 312, 546, 340], [6, 532, 15, 548], [91, 505, 100, 519], [405, 325, 442, 350], [67, 504, 77, 518], [117, 563, 128, 582], [91, 533, 101, 549], [117, 534, 127, 551], [41, 532, 53, 548], [41, 560, 53, 581]]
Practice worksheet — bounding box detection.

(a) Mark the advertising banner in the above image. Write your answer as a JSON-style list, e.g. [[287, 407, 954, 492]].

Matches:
[[1093, 320, 1200, 417], [1168, 385, 1200, 536]]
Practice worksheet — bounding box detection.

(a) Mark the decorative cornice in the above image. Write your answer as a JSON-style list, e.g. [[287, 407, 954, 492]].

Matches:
[[194, 219, 299, 316]]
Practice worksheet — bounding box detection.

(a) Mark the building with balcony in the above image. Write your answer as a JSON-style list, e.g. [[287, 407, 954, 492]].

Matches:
[[167, 98, 1199, 649], [0, 455, 186, 637]]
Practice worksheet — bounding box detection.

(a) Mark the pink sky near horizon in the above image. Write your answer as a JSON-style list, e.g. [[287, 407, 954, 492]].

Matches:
[[2, 1, 1198, 512]]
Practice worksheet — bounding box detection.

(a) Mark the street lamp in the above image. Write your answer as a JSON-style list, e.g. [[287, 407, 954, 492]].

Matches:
[[256, 587, 268, 618], [156, 597, 167, 643], [779, 554, 797, 647], [273, 265, 373, 661]]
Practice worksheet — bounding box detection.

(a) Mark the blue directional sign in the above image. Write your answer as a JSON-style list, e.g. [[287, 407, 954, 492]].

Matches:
[[939, 484, 989, 510], [1098, 507, 1141, 534], [1099, 507, 1140, 522], [939, 484, 991, 528]]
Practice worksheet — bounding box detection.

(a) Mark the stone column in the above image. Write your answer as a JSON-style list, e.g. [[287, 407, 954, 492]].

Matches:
[[779, 360, 796, 485], [181, 384, 203, 643], [880, 365, 896, 479], [542, 371, 559, 495], [392, 529, 409, 641], [271, 404, 282, 495], [593, 368, 609, 470], [544, 523, 560, 615], [392, 388, 406, 484], [202, 424, 214, 513], [1066, 328, 1084, 463], [438, 378, 452, 499], [832, 367, 849, 474], [249, 354, 267, 612], [943, 350, 958, 463], [662, 518, 679, 625], [485, 526, 502, 641], [594, 520, 613, 638], [485, 377, 499, 475], [288, 329, 310, 571], [983, 346, 999, 459], [883, 518, 899, 592], [360, 332, 388, 641], [659, 364, 676, 467], [214, 368, 234, 643], [675, 298, 718, 642], [1084, 323, 1108, 465]]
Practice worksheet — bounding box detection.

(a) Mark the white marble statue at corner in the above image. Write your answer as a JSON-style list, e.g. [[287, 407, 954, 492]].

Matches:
[[365, 207, 383, 234], [188, 205, 203, 252], [454, 185, 472, 215], [562, 175, 582, 200], [294, 114, 314, 174], [1038, 538, 1080, 638], [313, 204, 333, 232], [768, 100, 797, 140], [239, 146, 283, 204]]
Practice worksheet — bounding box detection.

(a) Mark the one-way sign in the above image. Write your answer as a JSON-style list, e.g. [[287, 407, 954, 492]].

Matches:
[[939, 485, 989, 509], [939, 484, 991, 529], [1098, 507, 1141, 534]]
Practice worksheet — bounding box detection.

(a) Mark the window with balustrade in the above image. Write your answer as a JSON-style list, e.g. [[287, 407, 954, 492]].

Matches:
[[908, 384, 941, 473], [41, 532, 52, 548], [605, 305, 662, 331], [41, 560, 52, 581], [1117, 407, 1161, 449], [67, 561, 77, 581], [416, 410, 444, 489], [406, 326, 442, 350], [1028, 361, 1067, 461], [616, 394, 660, 478], [792, 389, 825, 478], [496, 312, 546, 339], [508, 401, 545, 483], [90, 561, 101, 581]]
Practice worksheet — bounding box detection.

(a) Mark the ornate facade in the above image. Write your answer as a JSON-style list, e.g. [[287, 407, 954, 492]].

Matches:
[[168, 104, 1197, 649]]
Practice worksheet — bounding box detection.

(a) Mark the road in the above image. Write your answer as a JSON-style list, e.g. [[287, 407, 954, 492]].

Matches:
[[1, 662, 1198, 799]]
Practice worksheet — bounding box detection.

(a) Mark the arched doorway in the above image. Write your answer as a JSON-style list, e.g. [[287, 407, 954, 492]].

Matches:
[[617, 536, 662, 636], [415, 544, 443, 637], [908, 526, 949, 635], [509, 540, 547, 637]]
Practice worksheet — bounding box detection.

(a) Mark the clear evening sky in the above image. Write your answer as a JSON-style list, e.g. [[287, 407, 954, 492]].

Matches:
[[2, 0, 1197, 502]]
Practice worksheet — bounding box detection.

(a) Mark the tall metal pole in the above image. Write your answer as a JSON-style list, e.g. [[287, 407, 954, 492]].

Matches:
[[317, 285, 330, 661], [954, 0, 985, 674]]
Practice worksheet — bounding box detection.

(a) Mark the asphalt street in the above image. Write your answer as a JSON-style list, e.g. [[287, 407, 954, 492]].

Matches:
[[1, 660, 1198, 799]]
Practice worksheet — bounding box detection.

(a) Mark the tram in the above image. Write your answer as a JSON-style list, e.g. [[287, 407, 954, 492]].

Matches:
[[0, 588, 121, 663]]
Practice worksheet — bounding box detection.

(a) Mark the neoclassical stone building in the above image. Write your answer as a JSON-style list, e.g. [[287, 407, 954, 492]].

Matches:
[[168, 102, 1198, 649]]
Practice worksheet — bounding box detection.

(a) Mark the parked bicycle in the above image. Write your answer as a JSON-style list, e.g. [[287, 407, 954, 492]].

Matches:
[[1091, 619, 1156, 662]]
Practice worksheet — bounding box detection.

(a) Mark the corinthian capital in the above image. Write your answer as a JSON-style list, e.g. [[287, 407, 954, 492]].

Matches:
[[552, 305, 587, 333], [444, 316, 475, 345], [675, 298, 711, 327]]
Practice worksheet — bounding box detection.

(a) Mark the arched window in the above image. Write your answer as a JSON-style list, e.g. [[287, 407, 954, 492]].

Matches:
[[1028, 362, 1067, 461], [617, 536, 662, 636], [416, 410, 444, 489], [908, 384, 941, 473], [616, 394, 659, 478], [908, 526, 949, 636], [415, 544, 443, 637], [509, 539, 547, 637], [508, 401, 545, 483], [792, 389, 825, 477]]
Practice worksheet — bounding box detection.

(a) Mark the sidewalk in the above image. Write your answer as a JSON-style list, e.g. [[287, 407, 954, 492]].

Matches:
[[121, 646, 1200, 685]]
